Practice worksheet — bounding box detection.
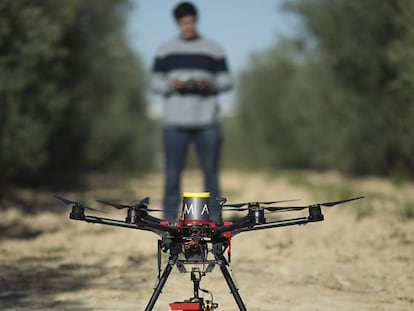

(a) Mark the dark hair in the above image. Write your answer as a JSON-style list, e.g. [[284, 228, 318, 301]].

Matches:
[[173, 2, 197, 20]]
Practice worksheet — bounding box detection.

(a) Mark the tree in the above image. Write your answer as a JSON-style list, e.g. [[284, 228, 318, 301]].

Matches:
[[287, 0, 414, 175], [0, 0, 151, 187], [235, 39, 347, 170], [232, 0, 414, 178]]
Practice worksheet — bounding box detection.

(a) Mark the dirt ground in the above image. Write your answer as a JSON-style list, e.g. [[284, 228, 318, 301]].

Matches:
[[1, 170, 413, 310]]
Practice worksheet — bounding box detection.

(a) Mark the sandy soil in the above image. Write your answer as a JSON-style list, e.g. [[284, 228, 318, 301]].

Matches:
[[0, 170, 413, 310]]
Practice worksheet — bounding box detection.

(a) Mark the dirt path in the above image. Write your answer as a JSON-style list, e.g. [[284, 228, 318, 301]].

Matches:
[[0, 170, 413, 310]]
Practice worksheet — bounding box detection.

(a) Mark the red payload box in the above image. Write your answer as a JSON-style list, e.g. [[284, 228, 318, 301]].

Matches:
[[169, 302, 201, 310]]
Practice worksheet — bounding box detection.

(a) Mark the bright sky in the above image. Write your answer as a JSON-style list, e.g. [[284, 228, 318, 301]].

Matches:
[[127, 0, 302, 105]]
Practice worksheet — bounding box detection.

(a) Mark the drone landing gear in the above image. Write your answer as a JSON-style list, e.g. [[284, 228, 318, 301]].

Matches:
[[144, 251, 247, 311]]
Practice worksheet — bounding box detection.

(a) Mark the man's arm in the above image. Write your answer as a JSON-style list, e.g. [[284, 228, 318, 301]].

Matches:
[[150, 56, 170, 95], [213, 47, 233, 93]]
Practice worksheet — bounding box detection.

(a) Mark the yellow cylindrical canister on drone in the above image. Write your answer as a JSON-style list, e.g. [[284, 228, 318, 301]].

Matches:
[[181, 192, 211, 224]]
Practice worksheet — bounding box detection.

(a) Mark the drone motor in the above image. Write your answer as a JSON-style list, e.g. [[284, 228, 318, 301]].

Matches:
[[247, 204, 266, 225], [126, 206, 141, 224], [69, 205, 85, 220], [308, 205, 324, 222]]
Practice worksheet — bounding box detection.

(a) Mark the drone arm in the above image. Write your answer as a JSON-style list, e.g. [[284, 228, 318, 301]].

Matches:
[[145, 254, 179, 311], [137, 218, 178, 234], [232, 204, 325, 234], [142, 213, 165, 224], [212, 216, 253, 237], [212, 241, 248, 310], [71, 214, 177, 235], [82, 215, 154, 232], [233, 216, 310, 234]]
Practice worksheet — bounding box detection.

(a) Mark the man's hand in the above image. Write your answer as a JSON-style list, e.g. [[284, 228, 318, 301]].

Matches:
[[170, 79, 184, 91], [198, 79, 213, 91], [170, 78, 214, 92]]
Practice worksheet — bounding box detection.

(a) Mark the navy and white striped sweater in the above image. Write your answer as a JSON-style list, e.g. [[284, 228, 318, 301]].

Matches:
[[151, 35, 233, 128]]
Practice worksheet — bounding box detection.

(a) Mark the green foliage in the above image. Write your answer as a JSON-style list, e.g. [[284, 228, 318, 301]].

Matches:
[[398, 202, 414, 220], [40, 245, 68, 254], [0, 0, 151, 186], [234, 40, 348, 170], [231, 0, 414, 178], [0, 0, 74, 180], [286, 0, 414, 176]]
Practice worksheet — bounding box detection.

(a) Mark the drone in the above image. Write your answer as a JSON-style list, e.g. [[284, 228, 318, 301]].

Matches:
[[55, 192, 364, 311]]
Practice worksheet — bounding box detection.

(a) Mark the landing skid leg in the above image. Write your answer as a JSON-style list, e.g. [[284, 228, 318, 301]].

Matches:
[[218, 261, 247, 311], [145, 254, 178, 311]]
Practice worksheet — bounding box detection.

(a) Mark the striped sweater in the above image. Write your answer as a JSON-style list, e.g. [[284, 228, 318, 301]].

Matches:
[[151, 35, 233, 128]]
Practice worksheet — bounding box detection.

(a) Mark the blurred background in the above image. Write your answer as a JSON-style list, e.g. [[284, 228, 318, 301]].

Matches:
[[1, 0, 414, 188]]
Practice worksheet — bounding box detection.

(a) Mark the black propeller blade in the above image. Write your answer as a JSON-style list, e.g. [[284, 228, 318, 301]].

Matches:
[[222, 199, 299, 210], [264, 206, 309, 212], [96, 200, 129, 209], [54, 195, 105, 213], [223, 196, 364, 213], [96, 197, 162, 212], [317, 196, 365, 207], [264, 196, 365, 213]]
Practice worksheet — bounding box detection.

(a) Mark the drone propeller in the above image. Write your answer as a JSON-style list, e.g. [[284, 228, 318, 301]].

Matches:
[[54, 195, 105, 213], [222, 199, 299, 211], [264, 196, 365, 213], [96, 197, 162, 212], [223, 196, 364, 213], [315, 196, 365, 207]]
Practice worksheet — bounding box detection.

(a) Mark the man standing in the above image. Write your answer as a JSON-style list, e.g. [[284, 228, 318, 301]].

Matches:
[[151, 2, 233, 223]]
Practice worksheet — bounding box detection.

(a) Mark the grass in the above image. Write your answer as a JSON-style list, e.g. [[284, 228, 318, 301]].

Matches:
[[265, 239, 293, 251], [389, 229, 413, 245], [355, 204, 376, 221], [285, 170, 314, 188], [282, 170, 357, 200], [398, 202, 414, 220], [40, 245, 68, 254]]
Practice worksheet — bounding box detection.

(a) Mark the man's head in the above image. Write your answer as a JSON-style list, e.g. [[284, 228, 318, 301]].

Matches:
[[173, 2, 198, 39]]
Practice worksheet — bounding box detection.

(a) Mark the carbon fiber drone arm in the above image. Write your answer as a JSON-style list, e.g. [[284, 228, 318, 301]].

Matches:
[[232, 216, 310, 235], [137, 217, 179, 234], [71, 213, 178, 235], [82, 215, 154, 232], [231, 205, 324, 235], [211, 215, 253, 237]]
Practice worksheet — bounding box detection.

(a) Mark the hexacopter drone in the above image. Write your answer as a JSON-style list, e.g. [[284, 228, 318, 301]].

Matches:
[[56, 192, 363, 311]]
